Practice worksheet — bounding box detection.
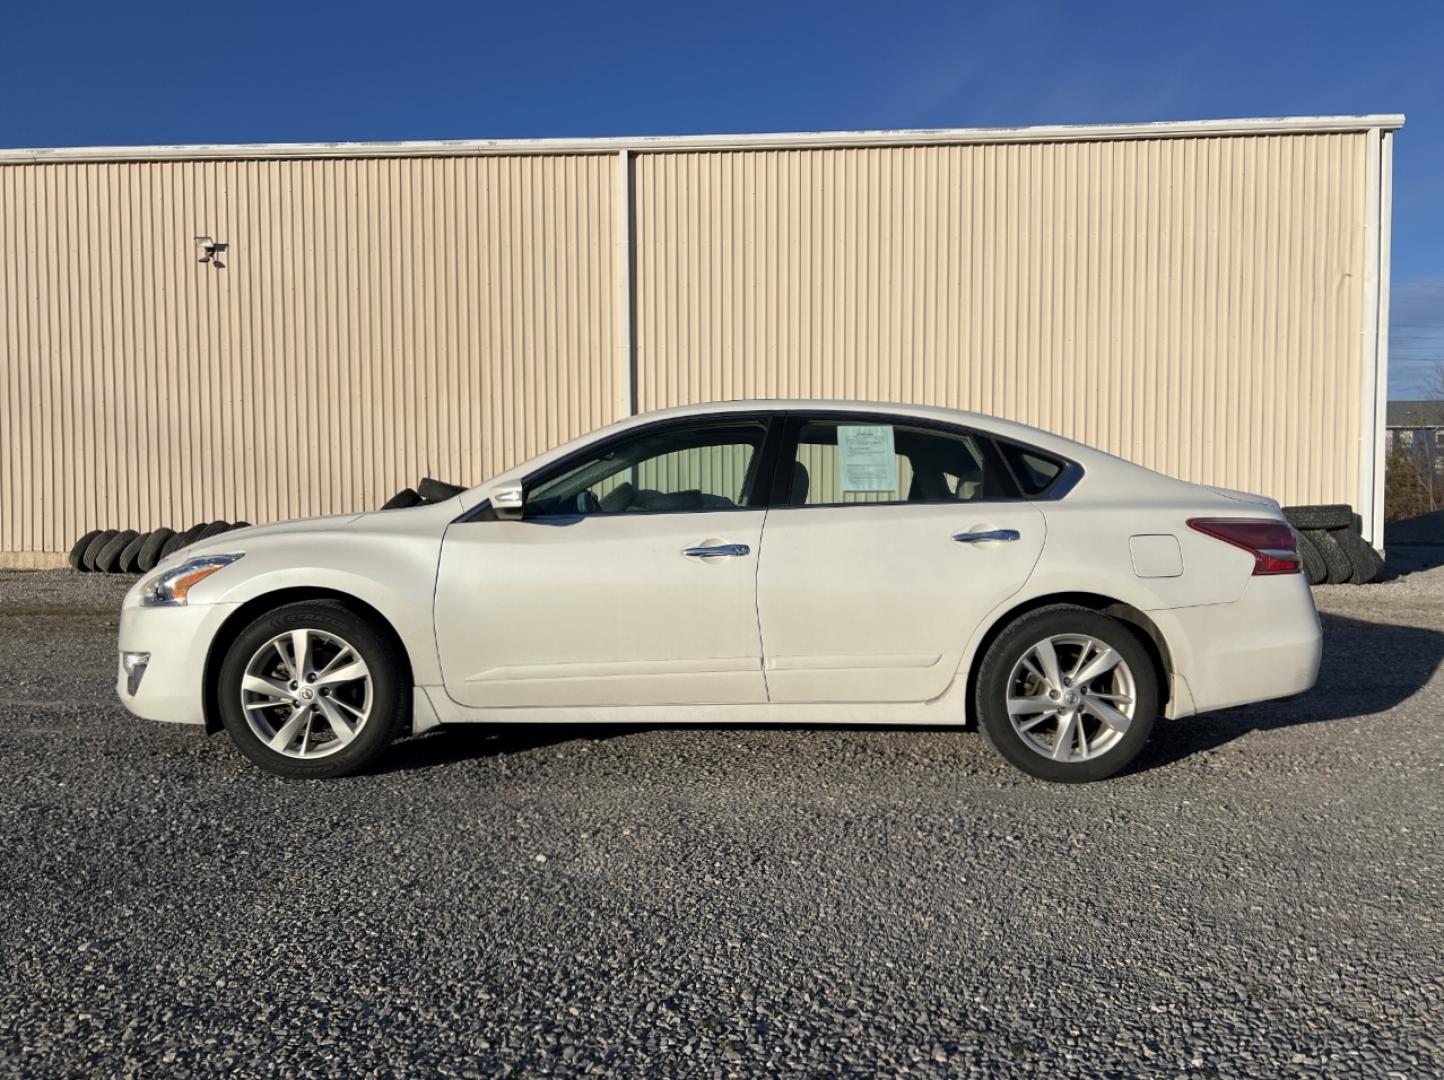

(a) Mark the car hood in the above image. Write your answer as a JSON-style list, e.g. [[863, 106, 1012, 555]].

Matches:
[[180, 511, 366, 551], [212, 513, 366, 545], [152, 513, 367, 570], [175, 500, 462, 564]]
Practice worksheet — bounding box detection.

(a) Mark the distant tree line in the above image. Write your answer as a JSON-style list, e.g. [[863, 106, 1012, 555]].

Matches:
[[1385, 362, 1444, 523]]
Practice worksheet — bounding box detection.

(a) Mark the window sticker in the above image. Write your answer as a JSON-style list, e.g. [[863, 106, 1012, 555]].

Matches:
[[837, 424, 898, 492]]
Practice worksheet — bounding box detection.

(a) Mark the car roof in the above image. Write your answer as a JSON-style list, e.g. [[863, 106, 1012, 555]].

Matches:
[[618, 399, 1099, 458], [477, 399, 1119, 489], [638, 398, 986, 421]]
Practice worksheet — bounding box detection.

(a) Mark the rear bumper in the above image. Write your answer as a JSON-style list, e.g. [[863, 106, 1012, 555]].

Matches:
[[1153, 573, 1322, 718], [116, 602, 240, 725]]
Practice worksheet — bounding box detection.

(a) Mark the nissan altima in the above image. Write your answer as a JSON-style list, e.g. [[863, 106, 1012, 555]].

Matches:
[[117, 401, 1322, 782]]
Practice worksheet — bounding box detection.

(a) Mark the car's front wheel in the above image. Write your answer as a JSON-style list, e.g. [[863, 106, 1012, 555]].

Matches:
[[976, 605, 1158, 782], [217, 601, 409, 778]]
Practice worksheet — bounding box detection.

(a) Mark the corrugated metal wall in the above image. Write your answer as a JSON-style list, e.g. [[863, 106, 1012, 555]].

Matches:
[[634, 134, 1368, 509], [0, 128, 1381, 559], [0, 154, 618, 555]]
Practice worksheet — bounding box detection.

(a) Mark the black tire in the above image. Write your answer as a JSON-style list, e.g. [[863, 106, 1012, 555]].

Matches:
[[1284, 504, 1353, 531], [217, 600, 410, 779], [137, 528, 175, 572], [82, 529, 118, 572], [69, 530, 104, 572], [166, 523, 210, 557], [417, 477, 465, 503], [118, 531, 149, 574], [976, 605, 1158, 783], [381, 488, 422, 510], [197, 521, 232, 541], [1296, 530, 1327, 586], [1309, 528, 1352, 585], [95, 529, 138, 574], [1332, 527, 1383, 585]]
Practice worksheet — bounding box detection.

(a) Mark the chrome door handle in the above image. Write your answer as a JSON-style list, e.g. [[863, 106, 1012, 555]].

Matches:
[[683, 543, 751, 558], [952, 529, 1020, 544]]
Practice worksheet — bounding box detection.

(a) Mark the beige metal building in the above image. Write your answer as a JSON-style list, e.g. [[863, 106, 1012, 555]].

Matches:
[[0, 115, 1401, 566]]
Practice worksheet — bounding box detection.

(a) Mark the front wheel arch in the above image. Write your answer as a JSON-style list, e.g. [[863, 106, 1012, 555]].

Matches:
[[962, 592, 1173, 728], [202, 587, 415, 734]]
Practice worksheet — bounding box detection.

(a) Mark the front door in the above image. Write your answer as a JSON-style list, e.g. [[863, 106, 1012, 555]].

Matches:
[[435, 416, 776, 708], [756, 415, 1047, 703]]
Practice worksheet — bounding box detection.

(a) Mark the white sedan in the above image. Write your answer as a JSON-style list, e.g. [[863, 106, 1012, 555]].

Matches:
[[117, 401, 1322, 782]]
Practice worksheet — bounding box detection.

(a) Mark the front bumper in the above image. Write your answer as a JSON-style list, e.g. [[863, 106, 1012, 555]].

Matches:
[[116, 601, 240, 725], [1152, 572, 1322, 718]]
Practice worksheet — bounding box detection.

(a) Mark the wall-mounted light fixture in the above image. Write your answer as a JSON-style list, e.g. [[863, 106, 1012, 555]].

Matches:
[[195, 235, 228, 269]]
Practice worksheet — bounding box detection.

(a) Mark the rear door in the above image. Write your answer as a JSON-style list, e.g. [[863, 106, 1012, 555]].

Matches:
[[435, 415, 779, 708], [756, 414, 1047, 703]]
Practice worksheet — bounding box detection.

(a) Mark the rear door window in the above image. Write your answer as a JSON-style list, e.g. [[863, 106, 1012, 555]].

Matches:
[[782, 418, 1020, 506]]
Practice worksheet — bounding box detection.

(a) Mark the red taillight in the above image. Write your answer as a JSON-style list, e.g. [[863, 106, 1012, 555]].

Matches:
[[1187, 518, 1301, 575]]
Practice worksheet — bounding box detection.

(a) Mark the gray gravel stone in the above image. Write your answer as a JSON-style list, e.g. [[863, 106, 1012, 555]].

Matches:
[[0, 563, 1440, 1077]]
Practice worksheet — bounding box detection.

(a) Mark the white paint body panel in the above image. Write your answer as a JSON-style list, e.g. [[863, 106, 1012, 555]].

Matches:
[[115, 400, 1322, 737], [434, 512, 767, 706], [756, 503, 1045, 702]]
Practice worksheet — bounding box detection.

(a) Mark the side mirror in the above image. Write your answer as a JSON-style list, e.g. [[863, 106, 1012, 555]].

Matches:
[[491, 481, 525, 518]]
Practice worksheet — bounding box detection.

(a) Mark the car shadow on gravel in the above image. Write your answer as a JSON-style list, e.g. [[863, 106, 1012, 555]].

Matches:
[[378, 612, 1444, 777], [378, 723, 631, 773], [1129, 611, 1444, 774]]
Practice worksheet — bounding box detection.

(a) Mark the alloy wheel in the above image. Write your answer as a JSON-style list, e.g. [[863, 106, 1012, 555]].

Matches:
[[239, 628, 373, 759], [1005, 633, 1137, 763]]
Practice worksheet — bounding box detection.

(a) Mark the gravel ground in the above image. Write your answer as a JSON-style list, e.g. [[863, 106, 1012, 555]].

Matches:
[[1, 560, 1441, 1078]]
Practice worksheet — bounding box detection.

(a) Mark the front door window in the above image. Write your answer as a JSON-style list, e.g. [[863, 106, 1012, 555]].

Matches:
[[524, 420, 769, 516]]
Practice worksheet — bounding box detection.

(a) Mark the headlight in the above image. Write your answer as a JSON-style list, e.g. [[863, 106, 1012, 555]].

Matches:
[[139, 554, 244, 607]]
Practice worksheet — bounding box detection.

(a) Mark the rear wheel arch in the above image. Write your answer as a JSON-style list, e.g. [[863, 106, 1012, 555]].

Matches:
[[202, 587, 415, 734], [962, 592, 1173, 727]]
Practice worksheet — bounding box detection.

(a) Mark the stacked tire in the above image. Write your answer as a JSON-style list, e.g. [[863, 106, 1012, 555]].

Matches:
[[67, 521, 252, 575], [1283, 505, 1383, 586], [380, 476, 465, 510]]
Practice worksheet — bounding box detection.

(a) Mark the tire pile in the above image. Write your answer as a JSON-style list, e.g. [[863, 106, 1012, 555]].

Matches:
[[66, 477, 466, 576], [1283, 504, 1382, 585], [67, 521, 253, 575], [379, 477, 466, 509]]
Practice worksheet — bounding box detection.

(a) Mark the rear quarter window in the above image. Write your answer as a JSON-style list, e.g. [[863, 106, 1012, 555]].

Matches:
[[997, 442, 1065, 496]]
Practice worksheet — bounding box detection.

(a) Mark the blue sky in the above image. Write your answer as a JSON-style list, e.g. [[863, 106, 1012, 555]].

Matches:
[[4, 0, 1441, 396]]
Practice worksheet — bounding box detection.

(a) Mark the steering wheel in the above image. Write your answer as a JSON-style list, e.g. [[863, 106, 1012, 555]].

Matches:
[[575, 490, 601, 514]]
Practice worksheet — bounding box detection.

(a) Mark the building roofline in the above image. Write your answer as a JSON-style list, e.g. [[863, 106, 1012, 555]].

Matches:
[[0, 114, 1406, 165]]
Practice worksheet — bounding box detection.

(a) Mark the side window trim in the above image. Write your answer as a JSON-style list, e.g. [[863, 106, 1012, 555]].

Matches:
[[769, 414, 805, 507], [747, 413, 789, 510]]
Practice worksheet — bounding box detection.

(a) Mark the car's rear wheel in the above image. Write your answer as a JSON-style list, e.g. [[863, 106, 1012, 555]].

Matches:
[[976, 606, 1158, 782], [217, 601, 409, 779]]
